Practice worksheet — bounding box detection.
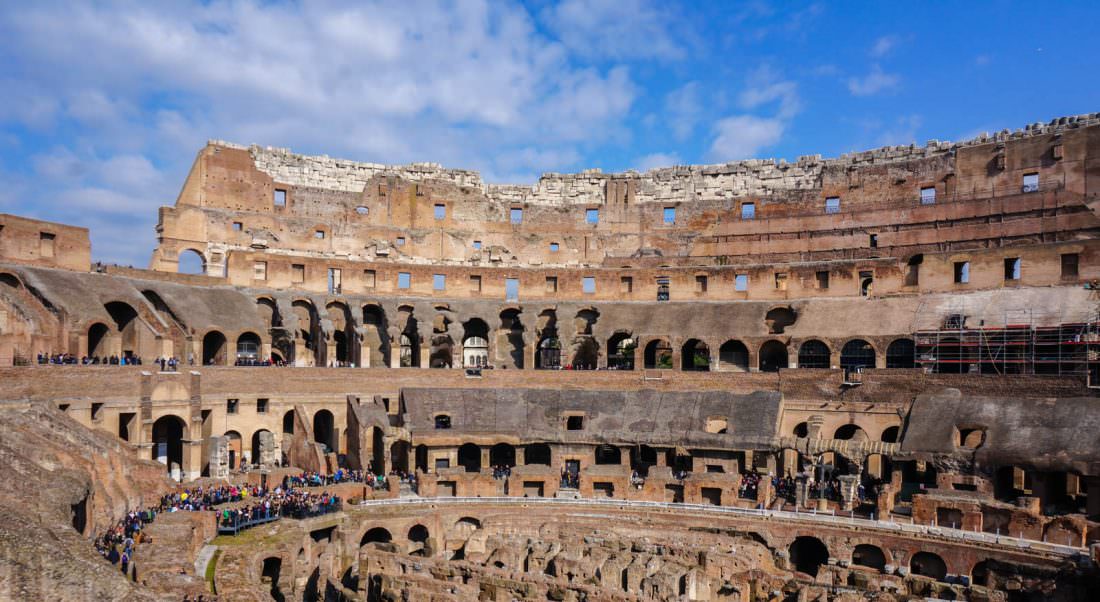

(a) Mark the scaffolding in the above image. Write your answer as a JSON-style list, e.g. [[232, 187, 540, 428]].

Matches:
[[914, 308, 1100, 377]]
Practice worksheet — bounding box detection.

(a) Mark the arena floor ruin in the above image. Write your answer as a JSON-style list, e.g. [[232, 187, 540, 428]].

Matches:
[[2, 113, 1100, 600]]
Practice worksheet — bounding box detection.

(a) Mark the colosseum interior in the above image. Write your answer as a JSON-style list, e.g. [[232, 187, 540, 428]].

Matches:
[[2, 113, 1100, 601]]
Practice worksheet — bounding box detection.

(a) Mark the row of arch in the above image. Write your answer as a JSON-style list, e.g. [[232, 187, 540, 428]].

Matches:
[[637, 337, 914, 371], [790, 535, 983, 584]]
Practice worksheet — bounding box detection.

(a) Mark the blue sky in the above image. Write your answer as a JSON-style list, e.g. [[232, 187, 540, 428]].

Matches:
[[1, 0, 1098, 266]]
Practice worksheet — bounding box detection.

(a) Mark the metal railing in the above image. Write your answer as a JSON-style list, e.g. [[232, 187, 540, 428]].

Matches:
[[353, 496, 1086, 557]]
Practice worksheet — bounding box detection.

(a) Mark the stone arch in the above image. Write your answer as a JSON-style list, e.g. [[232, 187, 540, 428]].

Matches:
[[880, 426, 900, 443], [886, 338, 915, 368], [282, 410, 295, 434], [177, 248, 206, 275], [202, 330, 227, 366], [292, 299, 320, 366], [458, 443, 481, 472], [361, 304, 389, 368], [489, 443, 516, 467], [789, 536, 829, 577], [225, 430, 243, 469], [498, 308, 525, 369], [313, 409, 336, 453], [643, 338, 672, 369], [462, 318, 490, 368], [390, 440, 410, 473], [151, 414, 187, 478], [525, 443, 551, 465], [851, 544, 886, 571], [408, 524, 429, 544], [717, 340, 749, 372], [535, 335, 561, 369], [104, 301, 141, 357], [833, 424, 868, 442], [910, 551, 948, 581], [681, 338, 710, 371], [235, 331, 262, 364], [840, 339, 876, 370], [87, 322, 111, 358], [793, 422, 809, 438], [797, 339, 830, 369], [326, 301, 355, 366], [428, 311, 454, 369], [971, 560, 991, 587], [361, 527, 393, 546], [758, 340, 788, 372], [595, 444, 621, 465], [250, 429, 274, 467], [607, 331, 636, 370]]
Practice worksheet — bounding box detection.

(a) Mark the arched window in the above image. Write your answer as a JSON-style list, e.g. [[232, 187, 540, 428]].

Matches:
[[759, 340, 788, 372], [535, 337, 561, 370], [789, 536, 829, 577], [178, 249, 206, 275], [643, 339, 673, 369], [840, 339, 876, 370], [718, 340, 749, 372], [681, 339, 710, 371], [797, 340, 830, 369], [886, 338, 915, 368]]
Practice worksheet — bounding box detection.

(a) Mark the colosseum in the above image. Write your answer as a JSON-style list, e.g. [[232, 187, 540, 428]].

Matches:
[[2, 113, 1100, 601]]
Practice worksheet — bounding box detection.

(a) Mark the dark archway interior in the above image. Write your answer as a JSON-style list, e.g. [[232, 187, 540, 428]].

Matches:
[[789, 536, 829, 577], [458, 443, 481, 472]]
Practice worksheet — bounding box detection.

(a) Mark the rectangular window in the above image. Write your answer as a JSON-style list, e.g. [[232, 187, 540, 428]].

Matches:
[[1061, 253, 1079, 279], [920, 187, 936, 205], [505, 278, 519, 301], [816, 270, 829, 289], [433, 274, 446, 290], [695, 275, 708, 293], [656, 276, 670, 301], [472, 240, 481, 250], [398, 272, 411, 289], [510, 208, 523, 224], [328, 268, 342, 294], [566, 415, 584, 430], [469, 275, 481, 292], [774, 272, 788, 290], [314, 230, 325, 239], [291, 264, 305, 284], [1004, 257, 1021, 281], [620, 276, 633, 293], [741, 202, 755, 220], [227, 399, 239, 414], [824, 197, 840, 214], [869, 234, 878, 248], [663, 207, 676, 224], [734, 274, 748, 291], [395, 236, 405, 246], [545, 276, 558, 293], [39, 232, 55, 258], [585, 208, 599, 224], [582, 276, 595, 294], [434, 204, 446, 220], [954, 261, 970, 284], [274, 189, 286, 207], [253, 261, 267, 281], [549, 242, 559, 252], [256, 398, 269, 413], [1022, 173, 1040, 193], [363, 269, 376, 288], [232, 221, 243, 231]]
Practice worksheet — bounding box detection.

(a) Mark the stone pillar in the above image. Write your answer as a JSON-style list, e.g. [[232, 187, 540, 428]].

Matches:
[[419, 344, 431, 369], [326, 342, 337, 367], [796, 473, 810, 508], [256, 430, 279, 467], [206, 436, 229, 478], [515, 446, 526, 465], [838, 475, 860, 511], [480, 447, 491, 471], [1086, 478, 1100, 518], [524, 337, 536, 370], [294, 339, 309, 367]]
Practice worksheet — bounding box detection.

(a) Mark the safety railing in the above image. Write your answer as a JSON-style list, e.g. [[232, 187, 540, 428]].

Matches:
[[353, 496, 1086, 557]]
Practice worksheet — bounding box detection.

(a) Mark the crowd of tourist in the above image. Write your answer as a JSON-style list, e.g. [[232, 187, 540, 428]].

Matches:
[[491, 465, 512, 480], [738, 471, 763, 499], [38, 352, 146, 365], [560, 469, 579, 489], [217, 487, 341, 530]]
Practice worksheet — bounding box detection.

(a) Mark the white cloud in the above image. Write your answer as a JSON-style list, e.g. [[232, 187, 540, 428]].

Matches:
[[540, 0, 685, 60], [847, 64, 900, 96], [738, 66, 801, 119], [870, 34, 899, 58], [635, 152, 681, 171], [664, 82, 702, 140], [707, 115, 785, 161]]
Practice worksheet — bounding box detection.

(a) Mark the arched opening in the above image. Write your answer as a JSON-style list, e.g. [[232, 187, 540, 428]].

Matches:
[[880, 426, 899, 443], [87, 322, 110, 358], [681, 339, 710, 371], [333, 330, 348, 365], [758, 340, 788, 372], [390, 440, 409, 473], [630, 445, 658, 474], [498, 308, 525, 369], [607, 332, 636, 370], [408, 524, 429, 544], [292, 300, 320, 367], [225, 431, 242, 469], [371, 427, 384, 474], [282, 410, 295, 434], [595, 444, 621, 465], [535, 336, 561, 369], [833, 424, 868, 442], [312, 410, 335, 453], [104, 301, 140, 358], [793, 422, 809, 438], [326, 302, 354, 366], [251, 429, 273, 467], [525, 443, 551, 465], [428, 312, 454, 369], [905, 254, 923, 287], [643, 338, 672, 369], [236, 332, 261, 365], [910, 551, 948, 581], [765, 307, 797, 334], [361, 527, 392, 546], [151, 415, 186, 478], [462, 318, 490, 368], [177, 249, 206, 275], [361, 304, 389, 368], [797, 340, 830, 369], [458, 443, 481, 473], [261, 557, 284, 602], [489, 443, 516, 468], [569, 336, 599, 370], [718, 340, 749, 372], [202, 331, 227, 366], [851, 544, 886, 571], [788, 536, 829, 577], [399, 333, 418, 368], [840, 339, 876, 370], [415, 445, 428, 473], [971, 560, 990, 587], [886, 338, 915, 368]]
